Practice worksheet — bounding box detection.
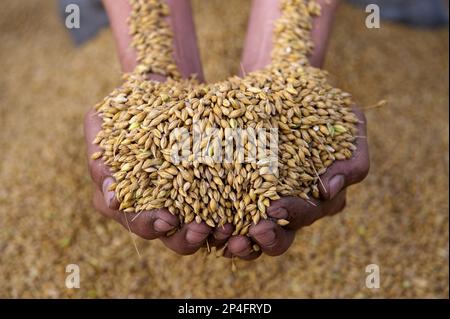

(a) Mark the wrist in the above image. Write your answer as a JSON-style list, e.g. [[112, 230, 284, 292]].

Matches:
[[102, 0, 137, 72], [310, 0, 340, 68]]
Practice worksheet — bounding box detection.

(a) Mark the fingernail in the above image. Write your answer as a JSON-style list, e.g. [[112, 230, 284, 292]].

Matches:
[[268, 208, 288, 219], [255, 230, 276, 246], [154, 219, 175, 232], [328, 175, 345, 199], [186, 230, 208, 244], [102, 177, 115, 208]]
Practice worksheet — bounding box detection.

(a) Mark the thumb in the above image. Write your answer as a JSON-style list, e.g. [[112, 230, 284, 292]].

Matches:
[[85, 109, 119, 210], [319, 107, 370, 200]]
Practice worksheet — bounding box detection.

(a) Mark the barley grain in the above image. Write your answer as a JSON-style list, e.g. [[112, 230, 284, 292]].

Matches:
[[92, 0, 357, 239]]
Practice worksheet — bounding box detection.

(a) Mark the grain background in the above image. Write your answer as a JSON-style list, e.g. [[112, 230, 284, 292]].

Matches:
[[0, 0, 448, 298]]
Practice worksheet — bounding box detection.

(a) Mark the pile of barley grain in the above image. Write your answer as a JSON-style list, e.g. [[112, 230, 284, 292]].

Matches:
[[93, 0, 357, 233], [0, 0, 447, 298]]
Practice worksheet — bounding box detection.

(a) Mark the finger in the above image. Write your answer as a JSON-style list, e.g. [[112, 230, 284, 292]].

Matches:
[[268, 190, 347, 230], [319, 107, 370, 200], [209, 223, 234, 248], [159, 221, 211, 255], [93, 189, 179, 240], [226, 236, 262, 260], [249, 220, 295, 256]]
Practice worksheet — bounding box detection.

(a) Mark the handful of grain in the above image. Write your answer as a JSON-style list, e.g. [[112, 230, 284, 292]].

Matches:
[[92, 0, 358, 236]]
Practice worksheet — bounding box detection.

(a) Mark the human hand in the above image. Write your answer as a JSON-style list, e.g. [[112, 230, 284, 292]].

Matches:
[[87, 107, 233, 254], [215, 0, 367, 260], [222, 107, 369, 260], [84, 0, 220, 255]]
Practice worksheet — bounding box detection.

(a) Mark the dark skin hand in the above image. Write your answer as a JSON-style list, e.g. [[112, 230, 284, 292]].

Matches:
[[223, 108, 368, 259], [85, 0, 369, 258], [85, 0, 225, 256], [86, 108, 230, 255], [224, 0, 369, 259]]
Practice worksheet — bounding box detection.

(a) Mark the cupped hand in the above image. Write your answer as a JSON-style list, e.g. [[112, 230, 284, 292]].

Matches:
[[85, 109, 216, 255], [222, 107, 369, 260], [84, 0, 210, 256], [88, 0, 366, 259]]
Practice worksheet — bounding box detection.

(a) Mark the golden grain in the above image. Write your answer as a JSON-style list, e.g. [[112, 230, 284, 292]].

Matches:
[[92, 0, 357, 237]]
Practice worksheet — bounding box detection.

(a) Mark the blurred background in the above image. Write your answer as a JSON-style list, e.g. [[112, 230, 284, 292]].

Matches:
[[0, 0, 448, 298]]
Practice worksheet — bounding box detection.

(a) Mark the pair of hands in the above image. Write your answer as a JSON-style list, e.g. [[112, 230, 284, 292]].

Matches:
[[85, 0, 369, 260]]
